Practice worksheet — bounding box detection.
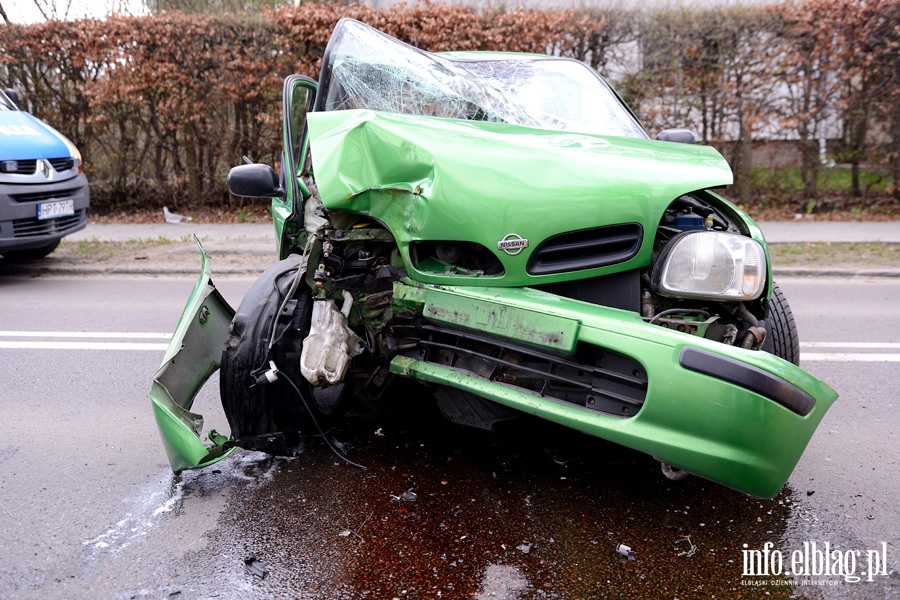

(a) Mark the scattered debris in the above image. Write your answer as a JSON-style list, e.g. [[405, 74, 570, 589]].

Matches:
[[517, 542, 533, 554], [338, 530, 352, 537], [374, 428, 385, 437], [401, 489, 418, 502], [163, 206, 192, 224], [675, 535, 697, 557], [330, 437, 350, 453], [807, 490, 815, 496], [866, 514, 875, 520], [616, 543, 636, 560], [244, 556, 268, 578]]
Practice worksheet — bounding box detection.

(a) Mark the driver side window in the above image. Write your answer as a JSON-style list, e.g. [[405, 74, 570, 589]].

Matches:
[[286, 79, 316, 177]]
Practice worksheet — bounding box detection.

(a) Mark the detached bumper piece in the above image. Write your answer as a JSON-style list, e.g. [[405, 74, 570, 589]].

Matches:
[[150, 242, 236, 472], [391, 281, 838, 498]]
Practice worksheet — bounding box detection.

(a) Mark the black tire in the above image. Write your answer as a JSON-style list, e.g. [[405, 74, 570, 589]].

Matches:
[[765, 283, 800, 366], [220, 255, 312, 455], [2, 240, 60, 260]]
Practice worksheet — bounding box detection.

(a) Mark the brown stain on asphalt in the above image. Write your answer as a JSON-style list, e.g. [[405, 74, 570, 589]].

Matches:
[[215, 387, 796, 599]]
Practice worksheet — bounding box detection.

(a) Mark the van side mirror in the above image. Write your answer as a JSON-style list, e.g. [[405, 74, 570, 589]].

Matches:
[[3, 88, 20, 108]]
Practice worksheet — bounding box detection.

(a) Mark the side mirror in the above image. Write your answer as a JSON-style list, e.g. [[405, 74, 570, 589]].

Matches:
[[226, 163, 284, 199], [3, 88, 20, 108], [656, 129, 697, 144]]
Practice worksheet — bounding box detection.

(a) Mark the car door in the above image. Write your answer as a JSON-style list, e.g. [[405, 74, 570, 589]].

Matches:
[[274, 75, 317, 259]]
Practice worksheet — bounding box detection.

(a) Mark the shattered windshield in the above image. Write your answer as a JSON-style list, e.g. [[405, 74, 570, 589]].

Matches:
[[318, 19, 647, 139]]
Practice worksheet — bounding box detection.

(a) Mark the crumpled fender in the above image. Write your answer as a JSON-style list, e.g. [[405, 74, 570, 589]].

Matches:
[[150, 239, 236, 472]]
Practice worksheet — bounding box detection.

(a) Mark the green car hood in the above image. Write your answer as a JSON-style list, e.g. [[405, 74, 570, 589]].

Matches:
[[308, 109, 733, 286]]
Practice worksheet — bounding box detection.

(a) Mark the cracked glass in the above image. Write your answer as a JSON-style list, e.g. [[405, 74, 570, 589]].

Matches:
[[320, 19, 646, 139]]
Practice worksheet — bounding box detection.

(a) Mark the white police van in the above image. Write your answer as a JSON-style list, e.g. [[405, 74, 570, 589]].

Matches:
[[0, 88, 89, 259]]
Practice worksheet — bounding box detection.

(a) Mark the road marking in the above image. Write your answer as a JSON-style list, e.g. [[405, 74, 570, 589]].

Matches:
[[801, 342, 900, 349], [0, 331, 171, 351], [0, 331, 172, 339], [1, 332, 897, 361], [800, 342, 900, 362], [0, 341, 169, 351], [801, 353, 900, 362]]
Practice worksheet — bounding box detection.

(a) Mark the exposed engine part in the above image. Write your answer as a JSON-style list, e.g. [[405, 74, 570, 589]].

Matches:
[[661, 462, 690, 481], [435, 387, 519, 431], [741, 326, 767, 350], [649, 308, 710, 325], [641, 290, 654, 319], [300, 291, 366, 386], [362, 365, 394, 400], [722, 323, 739, 346]]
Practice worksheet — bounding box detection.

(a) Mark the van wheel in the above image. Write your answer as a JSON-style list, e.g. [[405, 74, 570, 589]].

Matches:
[[2, 240, 60, 260]]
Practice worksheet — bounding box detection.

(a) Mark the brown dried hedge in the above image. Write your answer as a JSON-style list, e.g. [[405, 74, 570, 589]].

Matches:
[[1, 1, 897, 213]]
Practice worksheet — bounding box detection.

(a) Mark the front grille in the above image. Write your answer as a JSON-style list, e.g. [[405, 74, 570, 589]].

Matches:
[[3, 160, 37, 175], [527, 223, 643, 275], [0, 158, 73, 175], [400, 324, 648, 418], [12, 210, 85, 238], [49, 158, 75, 172], [10, 186, 83, 203]]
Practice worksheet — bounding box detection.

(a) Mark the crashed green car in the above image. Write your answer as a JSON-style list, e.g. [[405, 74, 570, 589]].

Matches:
[[151, 18, 837, 498]]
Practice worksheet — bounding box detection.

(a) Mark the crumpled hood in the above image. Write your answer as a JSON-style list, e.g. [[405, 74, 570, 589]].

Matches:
[[0, 110, 72, 161], [308, 109, 733, 284]]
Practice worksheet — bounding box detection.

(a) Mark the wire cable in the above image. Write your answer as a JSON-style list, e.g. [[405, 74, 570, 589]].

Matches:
[[280, 369, 368, 471]]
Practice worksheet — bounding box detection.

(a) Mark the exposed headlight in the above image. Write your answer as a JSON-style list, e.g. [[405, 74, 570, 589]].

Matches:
[[652, 231, 766, 301]]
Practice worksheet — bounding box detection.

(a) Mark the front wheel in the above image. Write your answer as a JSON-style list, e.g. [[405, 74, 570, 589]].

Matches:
[[220, 255, 312, 455], [765, 283, 800, 366]]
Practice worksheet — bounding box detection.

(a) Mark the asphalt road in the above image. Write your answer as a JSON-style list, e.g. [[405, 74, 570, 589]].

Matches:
[[0, 273, 897, 599]]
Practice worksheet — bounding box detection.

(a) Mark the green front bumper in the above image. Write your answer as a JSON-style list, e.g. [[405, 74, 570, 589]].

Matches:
[[150, 244, 236, 472], [391, 281, 838, 498], [150, 253, 837, 497]]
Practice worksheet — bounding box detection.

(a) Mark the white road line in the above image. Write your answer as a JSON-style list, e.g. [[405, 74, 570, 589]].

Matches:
[[0, 331, 172, 339], [800, 342, 900, 349], [0, 331, 897, 360], [0, 341, 169, 351], [801, 353, 900, 362]]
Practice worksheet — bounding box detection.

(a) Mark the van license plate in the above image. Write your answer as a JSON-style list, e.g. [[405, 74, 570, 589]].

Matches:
[[37, 199, 74, 220]]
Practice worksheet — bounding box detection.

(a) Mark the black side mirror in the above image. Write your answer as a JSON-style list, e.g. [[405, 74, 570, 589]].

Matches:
[[3, 88, 20, 108], [656, 129, 697, 144], [226, 163, 284, 199]]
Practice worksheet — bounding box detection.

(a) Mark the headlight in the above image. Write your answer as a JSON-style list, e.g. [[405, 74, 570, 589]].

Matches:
[[652, 231, 766, 301]]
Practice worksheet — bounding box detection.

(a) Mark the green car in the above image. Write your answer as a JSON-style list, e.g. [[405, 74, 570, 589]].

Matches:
[[151, 18, 837, 498]]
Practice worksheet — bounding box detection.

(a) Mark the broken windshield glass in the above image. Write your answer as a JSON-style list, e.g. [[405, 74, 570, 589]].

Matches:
[[319, 19, 647, 139]]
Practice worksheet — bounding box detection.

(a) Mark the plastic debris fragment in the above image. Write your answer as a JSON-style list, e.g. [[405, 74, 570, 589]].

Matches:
[[675, 535, 697, 557], [616, 543, 636, 560], [163, 206, 192, 224], [244, 556, 268, 578]]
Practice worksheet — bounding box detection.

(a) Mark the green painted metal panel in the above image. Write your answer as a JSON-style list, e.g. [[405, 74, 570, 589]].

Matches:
[[307, 109, 733, 287], [389, 281, 837, 498]]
